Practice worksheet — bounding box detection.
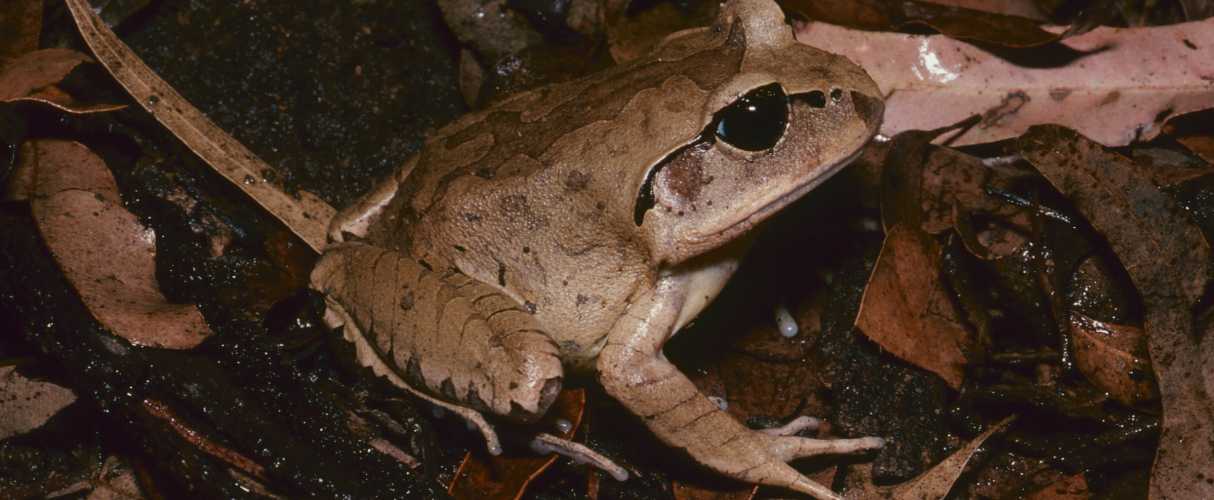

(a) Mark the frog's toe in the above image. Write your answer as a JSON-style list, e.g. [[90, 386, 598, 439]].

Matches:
[[769, 435, 885, 462], [759, 415, 820, 436], [529, 433, 629, 481]]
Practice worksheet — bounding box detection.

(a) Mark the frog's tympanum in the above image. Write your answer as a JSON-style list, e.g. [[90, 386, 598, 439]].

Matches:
[[310, 0, 884, 497]]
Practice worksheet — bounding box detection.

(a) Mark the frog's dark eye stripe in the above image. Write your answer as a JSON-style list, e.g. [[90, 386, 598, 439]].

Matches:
[[712, 83, 788, 152]]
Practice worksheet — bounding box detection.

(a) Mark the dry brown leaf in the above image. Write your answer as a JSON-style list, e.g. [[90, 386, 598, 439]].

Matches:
[[64, 0, 335, 253], [1069, 313, 1157, 406], [1017, 124, 1213, 500], [448, 389, 587, 500], [0, 0, 42, 61], [0, 365, 77, 441], [1164, 109, 1214, 166], [888, 416, 1015, 499], [28, 139, 213, 349], [857, 226, 969, 389], [1179, 0, 1214, 20], [796, 18, 1214, 147], [1026, 473, 1090, 500], [0, 48, 126, 114], [841, 417, 1014, 499], [856, 129, 974, 390]]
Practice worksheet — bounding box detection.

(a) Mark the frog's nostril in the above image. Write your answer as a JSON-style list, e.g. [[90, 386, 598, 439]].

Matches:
[[850, 91, 885, 130], [804, 90, 826, 108], [830, 88, 843, 102]]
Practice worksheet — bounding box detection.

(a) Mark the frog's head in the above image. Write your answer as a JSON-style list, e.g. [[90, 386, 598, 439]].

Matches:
[[633, 0, 883, 265]]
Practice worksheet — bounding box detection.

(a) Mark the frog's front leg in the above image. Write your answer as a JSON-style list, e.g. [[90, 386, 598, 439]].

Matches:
[[598, 276, 884, 500]]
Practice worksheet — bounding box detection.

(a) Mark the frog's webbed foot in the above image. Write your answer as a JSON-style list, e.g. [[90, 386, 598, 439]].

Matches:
[[599, 346, 884, 499], [529, 433, 630, 481], [759, 415, 885, 460]]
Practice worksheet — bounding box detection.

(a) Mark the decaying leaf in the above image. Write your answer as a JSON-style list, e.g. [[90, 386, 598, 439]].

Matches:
[[449, 389, 587, 500], [796, 17, 1214, 146], [856, 129, 975, 390], [1070, 313, 1158, 406], [783, 0, 1063, 47], [0, 48, 126, 114], [64, 0, 335, 253], [1017, 125, 1213, 500], [0, 365, 77, 441], [27, 139, 213, 349], [0, 0, 42, 61]]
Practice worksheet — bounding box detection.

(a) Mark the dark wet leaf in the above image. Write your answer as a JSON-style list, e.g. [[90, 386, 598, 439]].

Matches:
[[782, 0, 1064, 47], [448, 389, 587, 500], [1025, 472, 1089, 499], [1017, 124, 1213, 499], [0, 0, 41, 61], [1069, 313, 1157, 406], [606, 0, 718, 63]]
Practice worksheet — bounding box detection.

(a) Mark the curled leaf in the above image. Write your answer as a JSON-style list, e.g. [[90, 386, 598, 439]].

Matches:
[[28, 139, 212, 349], [796, 18, 1214, 146], [1069, 313, 1157, 406], [0, 48, 126, 114], [1017, 124, 1213, 500], [0, 366, 77, 441]]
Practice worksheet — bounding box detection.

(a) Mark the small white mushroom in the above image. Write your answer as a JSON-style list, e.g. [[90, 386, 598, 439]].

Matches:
[[774, 302, 798, 338]]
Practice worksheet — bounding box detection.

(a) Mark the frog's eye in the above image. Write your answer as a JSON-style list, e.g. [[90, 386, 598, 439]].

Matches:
[[712, 83, 788, 152]]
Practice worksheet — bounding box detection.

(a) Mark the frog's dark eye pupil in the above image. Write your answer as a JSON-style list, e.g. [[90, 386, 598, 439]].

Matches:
[[713, 83, 788, 152]]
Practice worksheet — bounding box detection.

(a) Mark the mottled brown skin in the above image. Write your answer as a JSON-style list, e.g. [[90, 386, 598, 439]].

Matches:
[[311, 1, 884, 498]]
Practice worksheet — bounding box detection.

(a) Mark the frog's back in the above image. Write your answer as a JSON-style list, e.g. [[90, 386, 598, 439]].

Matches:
[[359, 26, 745, 361]]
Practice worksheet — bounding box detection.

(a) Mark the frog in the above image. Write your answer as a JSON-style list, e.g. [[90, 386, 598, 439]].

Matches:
[[308, 0, 885, 497]]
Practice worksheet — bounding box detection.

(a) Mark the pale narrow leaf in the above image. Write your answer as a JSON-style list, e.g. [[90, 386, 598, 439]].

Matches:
[[796, 18, 1214, 146], [63, 0, 335, 253]]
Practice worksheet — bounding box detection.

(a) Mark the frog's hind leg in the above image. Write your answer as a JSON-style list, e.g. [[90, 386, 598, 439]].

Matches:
[[312, 243, 564, 450]]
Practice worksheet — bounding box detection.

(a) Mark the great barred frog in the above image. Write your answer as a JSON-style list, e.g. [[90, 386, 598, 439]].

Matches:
[[310, 0, 884, 497]]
